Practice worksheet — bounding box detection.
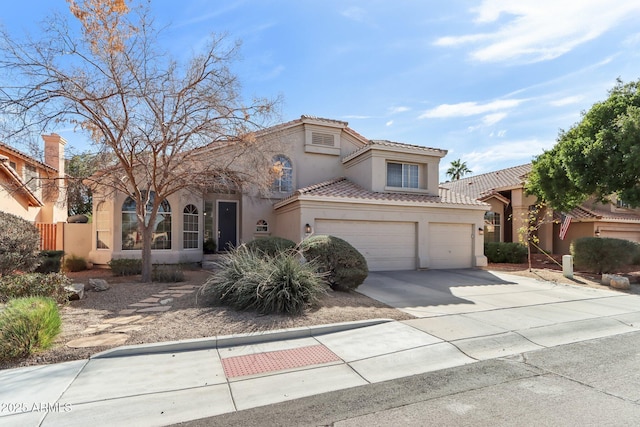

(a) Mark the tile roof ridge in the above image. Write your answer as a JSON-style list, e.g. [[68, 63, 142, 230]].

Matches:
[[297, 177, 348, 194]]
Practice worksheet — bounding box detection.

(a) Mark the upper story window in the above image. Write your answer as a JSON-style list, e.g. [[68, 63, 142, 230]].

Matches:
[[122, 191, 172, 250], [387, 162, 419, 189], [272, 155, 293, 193], [24, 164, 38, 192], [9, 161, 16, 170], [616, 198, 631, 209]]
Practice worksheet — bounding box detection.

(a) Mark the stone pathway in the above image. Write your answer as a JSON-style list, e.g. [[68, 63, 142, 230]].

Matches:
[[66, 284, 199, 349]]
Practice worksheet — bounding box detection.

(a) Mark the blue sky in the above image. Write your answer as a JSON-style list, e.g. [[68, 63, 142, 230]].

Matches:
[[3, 1, 640, 181]]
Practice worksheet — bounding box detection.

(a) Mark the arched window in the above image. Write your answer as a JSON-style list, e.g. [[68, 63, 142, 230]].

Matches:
[[272, 155, 293, 193], [122, 191, 171, 250], [96, 202, 111, 250], [183, 204, 199, 249], [484, 211, 501, 243], [256, 219, 268, 232]]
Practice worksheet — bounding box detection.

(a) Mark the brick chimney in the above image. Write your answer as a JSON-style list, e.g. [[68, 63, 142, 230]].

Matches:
[[42, 133, 66, 178]]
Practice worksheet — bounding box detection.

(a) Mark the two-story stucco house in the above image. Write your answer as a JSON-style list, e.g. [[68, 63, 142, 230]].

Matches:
[[441, 163, 640, 255], [0, 134, 67, 223], [89, 116, 489, 271]]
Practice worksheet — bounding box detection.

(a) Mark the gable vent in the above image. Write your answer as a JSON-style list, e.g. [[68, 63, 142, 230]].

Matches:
[[311, 132, 335, 147]]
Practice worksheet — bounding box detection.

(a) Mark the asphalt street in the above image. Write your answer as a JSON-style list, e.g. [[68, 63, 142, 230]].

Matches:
[[180, 330, 640, 426]]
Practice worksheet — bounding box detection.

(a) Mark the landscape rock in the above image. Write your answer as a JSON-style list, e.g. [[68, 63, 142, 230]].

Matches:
[[601, 274, 616, 286], [65, 283, 85, 300], [88, 278, 110, 291], [610, 276, 631, 290]]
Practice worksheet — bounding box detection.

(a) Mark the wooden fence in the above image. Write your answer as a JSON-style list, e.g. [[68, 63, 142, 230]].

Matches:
[[36, 223, 57, 251]]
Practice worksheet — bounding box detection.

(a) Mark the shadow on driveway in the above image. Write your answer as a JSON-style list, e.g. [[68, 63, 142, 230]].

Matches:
[[358, 269, 518, 314]]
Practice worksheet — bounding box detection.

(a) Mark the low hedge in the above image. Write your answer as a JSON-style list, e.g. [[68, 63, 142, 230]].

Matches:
[[0, 297, 62, 361], [0, 273, 70, 304], [108, 258, 142, 276], [571, 237, 639, 274], [484, 242, 528, 263], [35, 250, 65, 274]]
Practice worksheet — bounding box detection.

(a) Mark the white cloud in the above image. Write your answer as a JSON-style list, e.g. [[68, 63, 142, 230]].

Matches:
[[463, 138, 552, 165], [388, 106, 411, 114], [419, 99, 522, 119], [434, 0, 640, 63], [549, 95, 584, 107], [482, 112, 507, 126], [386, 120, 394, 127]]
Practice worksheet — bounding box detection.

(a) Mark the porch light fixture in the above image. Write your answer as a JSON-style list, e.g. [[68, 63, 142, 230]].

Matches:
[[478, 227, 484, 235], [595, 227, 601, 237], [305, 223, 312, 234]]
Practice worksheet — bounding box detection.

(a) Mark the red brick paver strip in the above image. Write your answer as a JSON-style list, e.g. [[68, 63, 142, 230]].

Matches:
[[221, 344, 341, 378]]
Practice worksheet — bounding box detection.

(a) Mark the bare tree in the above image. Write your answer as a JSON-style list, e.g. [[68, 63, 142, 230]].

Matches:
[[0, 0, 281, 281]]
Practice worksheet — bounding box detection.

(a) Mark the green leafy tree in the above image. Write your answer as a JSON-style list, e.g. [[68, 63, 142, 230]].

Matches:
[[0, 0, 280, 282], [527, 78, 640, 211], [446, 159, 472, 181]]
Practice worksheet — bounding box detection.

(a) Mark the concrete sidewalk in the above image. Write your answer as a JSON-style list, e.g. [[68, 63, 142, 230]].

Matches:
[[1, 271, 640, 426]]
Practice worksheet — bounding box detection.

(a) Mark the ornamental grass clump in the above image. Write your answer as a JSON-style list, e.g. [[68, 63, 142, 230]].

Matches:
[[200, 245, 326, 315], [0, 297, 62, 361]]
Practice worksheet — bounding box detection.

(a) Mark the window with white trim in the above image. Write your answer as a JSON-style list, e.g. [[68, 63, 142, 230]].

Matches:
[[386, 162, 419, 188], [484, 211, 501, 243], [24, 164, 38, 192], [96, 202, 111, 249], [183, 204, 199, 249], [121, 192, 171, 250], [256, 219, 268, 232], [272, 155, 293, 192]]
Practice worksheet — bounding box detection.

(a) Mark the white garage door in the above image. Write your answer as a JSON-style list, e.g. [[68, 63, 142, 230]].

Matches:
[[315, 220, 416, 271], [600, 230, 640, 243], [429, 223, 473, 269]]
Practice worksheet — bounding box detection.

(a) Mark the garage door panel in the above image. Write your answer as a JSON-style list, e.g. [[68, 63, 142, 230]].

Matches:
[[315, 220, 416, 271], [429, 223, 472, 269]]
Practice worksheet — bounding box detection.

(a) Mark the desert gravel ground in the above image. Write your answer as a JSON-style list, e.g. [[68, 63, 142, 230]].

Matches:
[[0, 268, 414, 370], [2, 256, 637, 370]]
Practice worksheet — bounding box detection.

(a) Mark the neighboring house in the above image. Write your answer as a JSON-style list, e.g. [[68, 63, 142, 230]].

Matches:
[[441, 163, 640, 255], [0, 134, 67, 223], [89, 115, 489, 271]]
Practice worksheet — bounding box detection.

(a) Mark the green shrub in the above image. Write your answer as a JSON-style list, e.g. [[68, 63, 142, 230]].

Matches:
[[0, 211, 41, 276], [0, 297, 61, 360], [0, 273, 70, 304], [245, 236, 296, 257], [571, 237, 638, 274], [200, 246, 326, 315], [108, 258, 142, 276], [64, 255, 88, 272], [152, 264, 185, 282], [203, 238, 217, 254], [484, 242, 528, 263], [300, 235, 368, 292], [35, 250, 65, 274]]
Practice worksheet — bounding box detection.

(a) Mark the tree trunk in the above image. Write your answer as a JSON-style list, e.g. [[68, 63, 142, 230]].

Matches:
[[141, 225, 153, 282], [527, 238, 532, 272]]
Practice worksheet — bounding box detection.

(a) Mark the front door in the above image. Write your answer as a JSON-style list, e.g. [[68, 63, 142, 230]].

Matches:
[[217, 201, 237, 251]]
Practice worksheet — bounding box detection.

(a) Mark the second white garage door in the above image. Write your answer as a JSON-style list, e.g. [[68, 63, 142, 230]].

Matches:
[[429, 223, 473, 269], [315, 220, 416, 271]]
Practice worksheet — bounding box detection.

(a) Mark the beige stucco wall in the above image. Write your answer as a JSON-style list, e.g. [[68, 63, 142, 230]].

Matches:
[[275, 199, 488, 268], [89, 189, 204, 266], [63, 223, 92, 259]]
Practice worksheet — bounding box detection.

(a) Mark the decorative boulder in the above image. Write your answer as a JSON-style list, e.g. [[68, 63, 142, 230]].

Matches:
[[610, 276, 631, 290], [65, 283, 85, 300], [601, 274, 616, 286], [88, 278, 110, 292]]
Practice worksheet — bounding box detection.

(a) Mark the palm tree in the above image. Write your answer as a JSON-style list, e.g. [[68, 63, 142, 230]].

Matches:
[[446, 159, 472, 181]]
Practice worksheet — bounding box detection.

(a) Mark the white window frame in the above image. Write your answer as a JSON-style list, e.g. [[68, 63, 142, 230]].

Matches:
[[183, 204, 199, 250], [386, 162, 419, 189]]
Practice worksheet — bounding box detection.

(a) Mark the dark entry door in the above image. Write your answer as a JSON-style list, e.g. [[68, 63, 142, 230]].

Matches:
[[217, 201, 237, 251]]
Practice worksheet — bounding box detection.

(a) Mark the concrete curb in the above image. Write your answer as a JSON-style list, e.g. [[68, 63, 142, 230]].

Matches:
[[91, 318, 393, 359]]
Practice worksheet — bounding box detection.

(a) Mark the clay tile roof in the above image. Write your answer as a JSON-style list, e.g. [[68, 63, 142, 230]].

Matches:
[[558, 204, 640, 222], [275, 177, 487, 208], [440, 163, 532, 199]]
